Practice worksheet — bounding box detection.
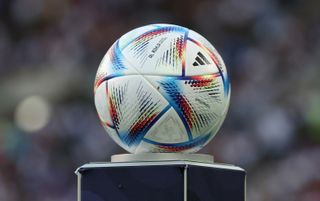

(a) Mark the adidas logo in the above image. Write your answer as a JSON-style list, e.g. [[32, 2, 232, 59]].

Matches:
[[193, 52, 210, 66]]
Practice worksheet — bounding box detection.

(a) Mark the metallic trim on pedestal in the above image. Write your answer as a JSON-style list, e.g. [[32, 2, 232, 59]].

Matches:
[[111, 153, 214, 163]]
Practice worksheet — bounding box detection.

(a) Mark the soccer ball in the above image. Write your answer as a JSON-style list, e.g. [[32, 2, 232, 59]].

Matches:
[[94, 24, 230, 153]]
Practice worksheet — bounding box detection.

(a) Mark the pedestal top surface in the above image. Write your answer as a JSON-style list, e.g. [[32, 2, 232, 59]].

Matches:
[[75, 160, 244, 174]]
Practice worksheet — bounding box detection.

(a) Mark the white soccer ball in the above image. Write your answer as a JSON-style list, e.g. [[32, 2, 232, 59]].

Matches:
[[94, 24, 230, 153]]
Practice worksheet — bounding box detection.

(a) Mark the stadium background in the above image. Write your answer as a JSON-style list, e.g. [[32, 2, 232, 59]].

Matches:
[[0, 0, 320, 200]]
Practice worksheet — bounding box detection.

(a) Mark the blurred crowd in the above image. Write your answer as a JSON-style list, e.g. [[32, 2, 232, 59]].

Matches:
[[0, 0, 320, 200]]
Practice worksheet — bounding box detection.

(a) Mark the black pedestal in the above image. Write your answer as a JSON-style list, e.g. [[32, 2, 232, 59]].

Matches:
[[76, 161, 246, 201]]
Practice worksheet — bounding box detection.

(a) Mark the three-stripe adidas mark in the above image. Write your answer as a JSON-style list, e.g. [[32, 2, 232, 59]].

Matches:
[[193, 52, 210, 66]]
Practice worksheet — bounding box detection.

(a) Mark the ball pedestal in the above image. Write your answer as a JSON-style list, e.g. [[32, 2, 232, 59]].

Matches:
[[75, 154, 246, 201]]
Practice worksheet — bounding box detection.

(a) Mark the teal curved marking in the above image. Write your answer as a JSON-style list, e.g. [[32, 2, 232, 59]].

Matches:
[[142, 133, 211, 150]]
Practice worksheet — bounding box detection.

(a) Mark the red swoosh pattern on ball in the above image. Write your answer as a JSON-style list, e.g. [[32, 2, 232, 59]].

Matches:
[[180, 31, 188, 76], [177, 94, 193, 130], [189, 76, 217, 88], [130, 26, 186, 48], [108, 86, 120, 130], [126, 112, 158, 144]]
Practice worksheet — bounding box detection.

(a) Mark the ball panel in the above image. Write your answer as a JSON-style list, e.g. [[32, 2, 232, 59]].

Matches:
[[143, 107, 189, 144], [144, 75, 193, 140], [120, 25, 188, 76], [144, 74, 228, 139], [178, 75, 228, 138], [107, 75, 170, 150]]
